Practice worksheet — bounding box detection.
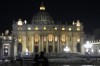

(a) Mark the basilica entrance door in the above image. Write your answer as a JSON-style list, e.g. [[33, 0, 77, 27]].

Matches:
[[76, 43, 81, 52], [17, 42, 22, 54]]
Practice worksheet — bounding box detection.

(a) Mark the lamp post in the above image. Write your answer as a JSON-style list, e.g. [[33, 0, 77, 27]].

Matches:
[[63, 46, 70, 53], [25, 48, 29, 55], [84, 41, 93, 55]]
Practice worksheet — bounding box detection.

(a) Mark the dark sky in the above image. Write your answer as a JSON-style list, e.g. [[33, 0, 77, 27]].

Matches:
[[0, 0, 100, 34]]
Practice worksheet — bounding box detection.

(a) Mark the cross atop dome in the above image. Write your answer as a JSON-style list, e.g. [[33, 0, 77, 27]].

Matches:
[[40, 2, 45, 11]]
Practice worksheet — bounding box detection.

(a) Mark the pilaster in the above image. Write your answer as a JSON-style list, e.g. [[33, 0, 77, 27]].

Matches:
[[46, 36, 48, 53]]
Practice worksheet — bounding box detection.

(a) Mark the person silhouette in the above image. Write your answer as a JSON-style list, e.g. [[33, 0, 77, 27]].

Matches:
[[20, 55, 23, 66], [33, 54, 39, 66], [39, 51, 49, 66], [10, 58, 13, 66]]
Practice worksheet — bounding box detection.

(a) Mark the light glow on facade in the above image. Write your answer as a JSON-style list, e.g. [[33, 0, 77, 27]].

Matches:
[[34, 35, 39, 42], [55, 36, 57, 41], [61, 35, 66, 42], [5, 46, 8, 49], [55, 27, 57, 30], [5, 50, 8, 53], [64, 46, 70, 52], [77, 38, 80, 42], [98, 49, 100, 53], [48, 34, 53, 41], [62, 27, 65, 30], [28, 27, 31, 30], [25, 48, 29, 55], [18, 36, 22, 42], [84, 42, 92, 49], [44, 27, 46, 30], [91, 49, 94, 53], [43, 36, 46, 41], [8, 36, 12, 40], [3, 37, 6, 40], [35, 26, 38, 30], [69, 28, 71, 31], [76, 20, 81, 26], [17, 19, 23, 25], [77, 27, 80, 31]]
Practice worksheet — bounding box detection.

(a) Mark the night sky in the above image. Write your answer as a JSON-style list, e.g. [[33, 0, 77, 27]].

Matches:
[[0, 0, 100, 34]]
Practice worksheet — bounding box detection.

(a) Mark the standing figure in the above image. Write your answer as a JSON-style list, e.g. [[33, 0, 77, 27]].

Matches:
[[33, 54, 39, 66], [39, 51, 49, 66]]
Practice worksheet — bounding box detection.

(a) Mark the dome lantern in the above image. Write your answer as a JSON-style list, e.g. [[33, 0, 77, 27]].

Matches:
[[40, 2, 45, 11]]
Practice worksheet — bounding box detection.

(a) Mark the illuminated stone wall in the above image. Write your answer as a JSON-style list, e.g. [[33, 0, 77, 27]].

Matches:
[[11, 3, 84, 54], [12, 19, 84, 54]]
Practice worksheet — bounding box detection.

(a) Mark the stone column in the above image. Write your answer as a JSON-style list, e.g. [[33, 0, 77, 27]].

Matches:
[[57, 36, 60, 53], [73, 37, 77, 53], [14, 41, 17, 56], [46, 36, 48, 53], [22, 36, 26, 54], [53, 36, 55, 53], [39, 35, 41, 52], [70, 36, 73, 52], [39, 35, 42, 52], [33, 36, 34, 53], [65, 36, 68, 50], [66, 36, 67, 46], [42, 36, 44, 51], [81, 37, 85, 54], [31, 35, 33, 53], [59, 35, 62, 53], [8, 44, 10, 56], [14, 36, 18, 56]]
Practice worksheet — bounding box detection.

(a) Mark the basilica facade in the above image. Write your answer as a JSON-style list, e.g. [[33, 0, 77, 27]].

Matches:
[[0, 3, 84, 57]]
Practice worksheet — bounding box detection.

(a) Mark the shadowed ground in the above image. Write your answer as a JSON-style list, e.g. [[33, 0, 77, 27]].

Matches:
[[0, 60, 100, 66]]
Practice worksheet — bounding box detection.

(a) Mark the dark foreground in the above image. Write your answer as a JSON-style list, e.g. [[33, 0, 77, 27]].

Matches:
[[0, 60, 100, 66], [1, 53, 100, 66]]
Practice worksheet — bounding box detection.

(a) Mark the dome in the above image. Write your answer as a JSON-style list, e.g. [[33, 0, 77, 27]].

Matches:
[[32, 12, 54, 25], [31, 2, 54, 25]]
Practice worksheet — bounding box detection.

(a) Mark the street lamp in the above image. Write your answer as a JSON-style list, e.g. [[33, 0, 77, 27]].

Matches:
[[84, 41, 93, 54], [98, 49, 100, 54], [63, 46, 70, 53], [25, 48, 29, 55]]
